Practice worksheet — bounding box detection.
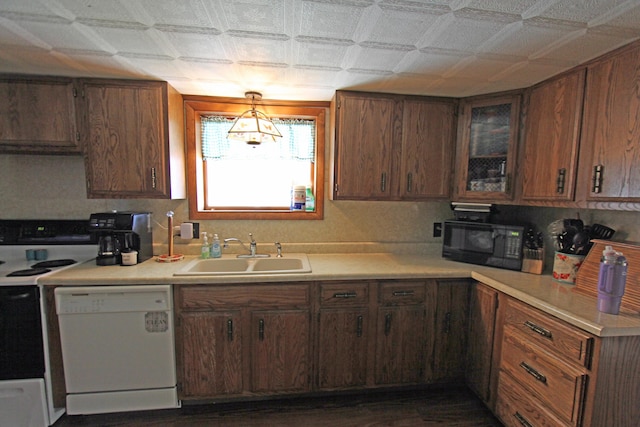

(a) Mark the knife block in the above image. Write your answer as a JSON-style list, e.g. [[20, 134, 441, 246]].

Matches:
[[521, 248, 544, 275], [574, 239, 640, 314]]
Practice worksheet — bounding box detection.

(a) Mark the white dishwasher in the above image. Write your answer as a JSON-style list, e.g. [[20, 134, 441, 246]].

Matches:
[[55, 285, 179, 415]]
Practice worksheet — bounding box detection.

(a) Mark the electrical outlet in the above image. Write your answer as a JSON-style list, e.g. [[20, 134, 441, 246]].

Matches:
[[433, 222, 442, 238], [192, 222, 199, 238]]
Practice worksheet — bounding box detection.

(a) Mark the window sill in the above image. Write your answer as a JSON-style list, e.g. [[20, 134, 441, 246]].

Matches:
[[189, 209, 324, 220]]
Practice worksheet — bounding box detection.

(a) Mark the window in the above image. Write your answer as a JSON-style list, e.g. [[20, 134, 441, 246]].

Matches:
[[184, 97, 327, 220]]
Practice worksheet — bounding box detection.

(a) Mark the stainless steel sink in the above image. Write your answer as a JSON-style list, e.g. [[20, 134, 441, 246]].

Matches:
[[174, 254, 311, 276]]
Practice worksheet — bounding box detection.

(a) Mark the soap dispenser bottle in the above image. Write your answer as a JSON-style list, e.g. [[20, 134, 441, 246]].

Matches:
[[597, 245, 628, 314], [210, 233, 222, 258], [201, 232, 210, 259]]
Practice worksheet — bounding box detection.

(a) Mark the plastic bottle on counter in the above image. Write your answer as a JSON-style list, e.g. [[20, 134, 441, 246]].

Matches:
[[597, 245, 628, 314], [210, 233, 222, 258], [201, 232, 210, 259], [305, 186, 315, 212]]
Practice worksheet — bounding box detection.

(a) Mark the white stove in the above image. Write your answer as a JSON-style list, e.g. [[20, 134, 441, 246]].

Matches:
[[0, 219, 97, 427]]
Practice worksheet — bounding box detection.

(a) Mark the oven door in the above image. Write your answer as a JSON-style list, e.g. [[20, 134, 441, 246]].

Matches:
[[0, 286, 45, 380]]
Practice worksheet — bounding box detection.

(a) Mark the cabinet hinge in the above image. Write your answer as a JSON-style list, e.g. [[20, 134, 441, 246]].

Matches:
[[334, 183, 339, 193], [337, 99, 341, 109]]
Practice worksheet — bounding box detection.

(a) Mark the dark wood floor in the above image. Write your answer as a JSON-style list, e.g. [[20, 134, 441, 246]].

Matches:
[[53, 386, 503, 426]]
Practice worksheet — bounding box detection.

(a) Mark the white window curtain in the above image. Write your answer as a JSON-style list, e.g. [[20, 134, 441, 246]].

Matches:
[[201, 116, 315, 161]]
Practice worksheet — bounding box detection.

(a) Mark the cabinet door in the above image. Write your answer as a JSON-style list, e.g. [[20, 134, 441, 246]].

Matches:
[[0, 77, 80, 153], [580, 43, 640, 203], [400, 99, 456, 199], [375, 305, 426, 385], [465, 282, 498, 402], [430, 280, 470, 382], [521, 70, 585, 202], [317, 308, 368, 390], [333, 91, 402, 200], [179, 311, 243, 398], [454, 95, 521, 201], [81, 80, 170, 198], [251, 309, 311, 393]]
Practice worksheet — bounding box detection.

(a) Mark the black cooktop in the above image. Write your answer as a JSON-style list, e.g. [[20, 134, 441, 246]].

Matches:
[[31, 259, 77, 269], [7, 268, 51, 277]]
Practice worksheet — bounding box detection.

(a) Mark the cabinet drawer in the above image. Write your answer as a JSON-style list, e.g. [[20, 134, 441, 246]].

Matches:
[[501, 326, 587, 426], [504, 297, 595, 368], [320, 282, 369, 306], [496, 372, 570, 427], [378, 282, 426, 305], [179, 284, 309, 309]]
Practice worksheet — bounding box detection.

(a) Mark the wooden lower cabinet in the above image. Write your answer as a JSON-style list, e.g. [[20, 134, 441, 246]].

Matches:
[[317, 282, 369, 390], [374, 281, 432, 385], [465, 282, 499, 403], [180, 311, 243, 397], [429, 279, 470, 383], [176, 279, 473, 399], [175, 284, 312, 399]]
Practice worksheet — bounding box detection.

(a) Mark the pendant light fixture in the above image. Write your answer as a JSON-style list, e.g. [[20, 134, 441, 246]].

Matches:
[[227, 91, 282, 145]]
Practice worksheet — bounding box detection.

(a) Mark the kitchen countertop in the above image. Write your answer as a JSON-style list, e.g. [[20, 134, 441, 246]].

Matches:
[[40, 253, 640, 338]]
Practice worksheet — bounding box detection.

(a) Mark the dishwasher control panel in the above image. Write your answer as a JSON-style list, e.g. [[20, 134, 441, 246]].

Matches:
[[55, 285, 172, 314]]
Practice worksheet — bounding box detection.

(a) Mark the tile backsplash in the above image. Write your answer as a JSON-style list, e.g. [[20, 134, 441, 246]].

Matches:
[[2, 154, 638, 260]]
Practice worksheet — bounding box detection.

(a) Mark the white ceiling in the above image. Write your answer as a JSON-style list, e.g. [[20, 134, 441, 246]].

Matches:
[[0, 0, 639, 101]]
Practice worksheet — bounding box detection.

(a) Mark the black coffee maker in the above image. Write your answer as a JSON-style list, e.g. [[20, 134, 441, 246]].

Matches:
[[89, 212, 153, 265]]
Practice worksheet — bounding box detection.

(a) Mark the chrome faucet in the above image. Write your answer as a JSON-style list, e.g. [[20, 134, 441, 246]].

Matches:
[[223, 233, 269, 258], [275, 242, 282, 257]]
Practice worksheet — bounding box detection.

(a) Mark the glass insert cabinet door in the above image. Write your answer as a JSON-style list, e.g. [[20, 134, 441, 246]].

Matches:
[[455, 95, 521, 200]]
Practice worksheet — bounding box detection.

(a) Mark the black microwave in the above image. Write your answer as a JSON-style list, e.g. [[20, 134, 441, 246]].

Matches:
[[442, 220, 525, 270]]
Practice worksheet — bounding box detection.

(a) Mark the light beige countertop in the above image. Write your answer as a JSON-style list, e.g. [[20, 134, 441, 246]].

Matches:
[[40, 253, 640, 338]]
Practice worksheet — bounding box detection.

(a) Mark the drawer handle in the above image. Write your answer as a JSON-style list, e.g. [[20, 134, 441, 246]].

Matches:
[[524, 320, 553, 339], [392, 290, 415, 297], [258, 318, 264, 341], [227, 318, 234, 342], [333, 292, 357, 299], [384, 313, 392, 336], [556, 168, 566, 194], [356, 315, 363, 338], [519, 361, 547, 384], [514, 412, 533, 427]]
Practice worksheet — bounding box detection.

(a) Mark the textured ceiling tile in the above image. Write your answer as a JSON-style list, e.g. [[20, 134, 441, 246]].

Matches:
[[482, 21, 576, 57], [540, 0, 630, 23], [424, 14, 512, 52], [364, 6, 443, 46], [88, 26, 169, 56], [218, 0, 285, 33], [402, 50, 468, 76], [137, 0, 214, 27], [348, 44, 413, 72], [462, 0, 538, 15], [228, 36, 289, 63], [15, 21, 103, 51], [538, 30, 634, 62], [600, 4, 640, 29], [159, 32, 228, 61], [298, 0, 370, 40], [54, 0, 140, 22], [294, 42, 348, 67]]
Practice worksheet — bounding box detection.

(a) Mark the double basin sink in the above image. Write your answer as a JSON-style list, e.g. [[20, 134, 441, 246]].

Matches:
[[174, 254, 311, 276]]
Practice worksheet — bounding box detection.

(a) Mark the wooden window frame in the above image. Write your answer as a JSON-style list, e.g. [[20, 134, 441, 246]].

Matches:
[[184, 96, 328, 220]]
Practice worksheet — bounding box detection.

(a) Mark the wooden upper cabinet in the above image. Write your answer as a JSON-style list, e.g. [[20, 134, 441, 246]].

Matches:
[[520, 69, 585, 202], [578, 42, 640, 204], [332, 90, 456, 201], [79, 79, 185, 199], [401, 99, 456, 199], [0, 76, 81, 154], [332, 91, 402, 200], [453, 94, 521, 201]]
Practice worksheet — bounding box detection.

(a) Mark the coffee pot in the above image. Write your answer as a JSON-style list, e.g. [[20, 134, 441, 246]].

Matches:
[[89, 212, 153, 266]]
